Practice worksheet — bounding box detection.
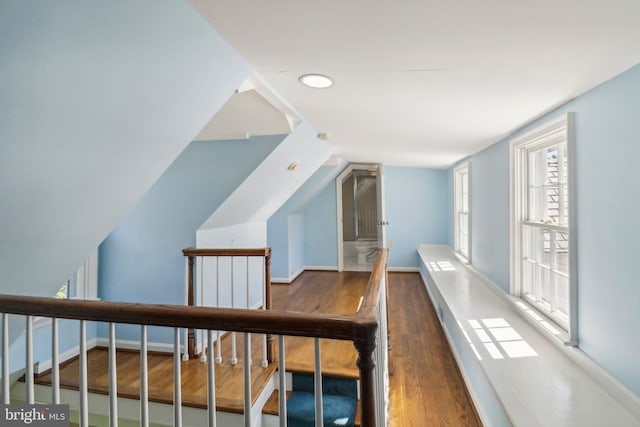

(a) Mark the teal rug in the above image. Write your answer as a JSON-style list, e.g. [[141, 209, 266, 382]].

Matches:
[[287, 374, 357, 427]]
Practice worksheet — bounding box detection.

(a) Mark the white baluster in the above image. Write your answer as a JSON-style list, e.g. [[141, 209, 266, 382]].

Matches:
[[278, 335, 287, 427], [79, 320, 89, 427], [230, 257, 237, 365], [246, 256, 250, 309], [183, 257, 189, 362], [243, 333, 251, 427], [246, 257, 251, 367], [2, 313, 9, 404], [215, 258, 222, 365], [314, 338, 323, 427], [261, 257, 268, 368], [207, 330, 217, 427], [140, 325, 149, 427], [108, 323, 118, 427], [52, 318, 60, 404], [200, 256, 206, 363], [25, 315, 34, 404], [174, 328, 183, 427]]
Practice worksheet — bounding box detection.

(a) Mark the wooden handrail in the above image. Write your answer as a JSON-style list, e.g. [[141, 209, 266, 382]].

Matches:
[[358, 248, 389, 317], [0, 248, 389, 426], [0, 296, 365, 340], [182, 248, 271, 257]]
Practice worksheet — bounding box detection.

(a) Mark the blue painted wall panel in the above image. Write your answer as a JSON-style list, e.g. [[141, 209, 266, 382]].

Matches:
[[303, 183, 338, 267], [98, 136, 282, 342], [385, 167, 449, 268]]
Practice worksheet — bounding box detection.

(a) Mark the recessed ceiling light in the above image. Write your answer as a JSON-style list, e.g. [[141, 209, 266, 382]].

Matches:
[[299, 74, 333, 89]]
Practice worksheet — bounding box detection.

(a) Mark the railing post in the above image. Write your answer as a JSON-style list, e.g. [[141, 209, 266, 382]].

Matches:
[[354, 324, 378, 427], [265, 250, 274, 363], [187, 254, 196, 358]]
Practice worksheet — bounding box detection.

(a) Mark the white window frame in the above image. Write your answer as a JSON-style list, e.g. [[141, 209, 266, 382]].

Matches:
[[34, 249, 99, 329], [510, 113, 577, 345], [454, 163, 471, 263]]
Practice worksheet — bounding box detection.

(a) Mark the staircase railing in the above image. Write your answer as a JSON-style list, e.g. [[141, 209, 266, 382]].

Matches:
[[0, 249, 389, 427], [182, 248, 273, 365]]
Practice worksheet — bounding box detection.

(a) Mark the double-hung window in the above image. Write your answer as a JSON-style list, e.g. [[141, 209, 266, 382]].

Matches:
[[511, 114, 576, 341], [454, 163, 470, 262]]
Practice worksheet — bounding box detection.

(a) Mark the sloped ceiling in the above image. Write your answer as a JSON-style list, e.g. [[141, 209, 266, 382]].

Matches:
[[194, 89, 293, 141], [188, 0, 640, 167]]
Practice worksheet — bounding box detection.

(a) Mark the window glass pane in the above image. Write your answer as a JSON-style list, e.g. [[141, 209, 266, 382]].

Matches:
[[546, 147, 559, 186], [561, 183, 569, 225], [522, 259, 534, 295], [555, 232, 569, 276], [555, 273, 569, 315], [532, 227, 552, 267], [541, 267, 552, 305]]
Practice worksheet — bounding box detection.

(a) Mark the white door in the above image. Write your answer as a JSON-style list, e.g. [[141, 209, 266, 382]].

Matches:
[[376, 164, 387, 248]]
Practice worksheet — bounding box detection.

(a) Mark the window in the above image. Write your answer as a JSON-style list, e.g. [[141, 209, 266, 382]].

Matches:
[[511, 114, 576, 341], [454, 163, 470, 262], [34, 250, 99, 329]]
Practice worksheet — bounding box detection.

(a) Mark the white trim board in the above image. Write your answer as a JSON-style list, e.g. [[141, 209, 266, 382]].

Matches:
[[388, 267, 420, 273], [271, 266, 305, 284], [417, 244, 640, 426]]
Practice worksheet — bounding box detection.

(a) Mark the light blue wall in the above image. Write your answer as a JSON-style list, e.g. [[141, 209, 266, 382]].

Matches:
[[267, 215, 289, 278], [0, 0, 250, 373], [297, 165, 449, 269], [453, 63, 640, 396], [385, 167, 449, 268], [98, 136, 282, 343], [0, 0, 249, 300], [303, 183, 339, 267], [288, 214, 305, 276], [469, 141, 510, 291], [267, 165, 346, 277]]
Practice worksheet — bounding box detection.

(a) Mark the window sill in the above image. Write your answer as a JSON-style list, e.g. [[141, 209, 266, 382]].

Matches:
[[417, 244, 640, 426]]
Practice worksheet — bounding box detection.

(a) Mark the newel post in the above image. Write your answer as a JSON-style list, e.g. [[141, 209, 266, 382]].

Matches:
[[187, 254, 196, 358], [265, 249, 275, 363], [354, 323, 378, 427]]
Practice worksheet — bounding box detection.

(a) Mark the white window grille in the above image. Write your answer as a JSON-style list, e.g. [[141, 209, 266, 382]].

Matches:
[[510, 113, 576, 342], [454, 163, 470, 262]]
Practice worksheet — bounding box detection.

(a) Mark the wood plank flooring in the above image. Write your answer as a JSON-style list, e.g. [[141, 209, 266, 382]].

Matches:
[[271, 270, 369, 378], [32, 270, 481, 425], [387, 272, 482, 427], [34, 332, 276, 413]]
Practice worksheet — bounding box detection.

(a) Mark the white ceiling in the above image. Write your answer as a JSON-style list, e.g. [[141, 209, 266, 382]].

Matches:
[[188, 0, 640, 168]]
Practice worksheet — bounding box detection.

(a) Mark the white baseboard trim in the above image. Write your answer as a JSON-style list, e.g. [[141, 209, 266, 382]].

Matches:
[[388, 266, 420, 272], [36, 338, 98, 374], [95, 338, 179, 354], [272, 266, 305, 284], [304, 265, 339, 271]]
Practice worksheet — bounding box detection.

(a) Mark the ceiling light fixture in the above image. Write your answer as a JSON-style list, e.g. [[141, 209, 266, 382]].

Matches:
[[299, 74, 333, 89]]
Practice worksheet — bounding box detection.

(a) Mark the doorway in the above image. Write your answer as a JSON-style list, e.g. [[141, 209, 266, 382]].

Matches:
[[336, 164, 387, 271]]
